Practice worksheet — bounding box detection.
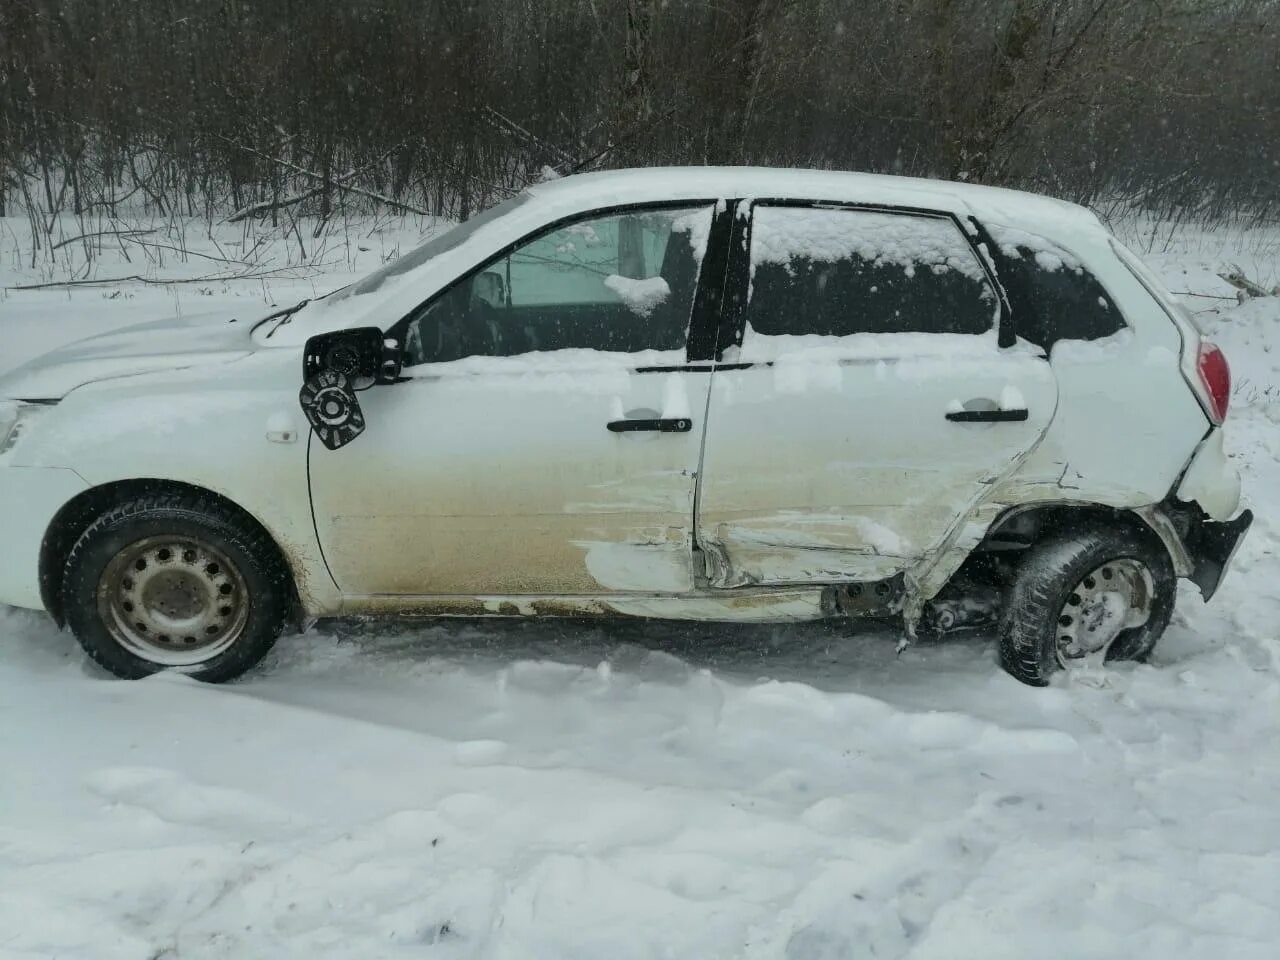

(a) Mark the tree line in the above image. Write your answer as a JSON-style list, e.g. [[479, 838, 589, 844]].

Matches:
[[1, 0, 1277, 247]]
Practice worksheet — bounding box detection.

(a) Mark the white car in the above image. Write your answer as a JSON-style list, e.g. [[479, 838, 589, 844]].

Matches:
[[0, 167, 1252, 686]]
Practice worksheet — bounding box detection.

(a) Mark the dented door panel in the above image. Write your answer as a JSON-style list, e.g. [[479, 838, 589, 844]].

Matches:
[[694, 201, 1059, 588], [697, 349, 1057, 587]]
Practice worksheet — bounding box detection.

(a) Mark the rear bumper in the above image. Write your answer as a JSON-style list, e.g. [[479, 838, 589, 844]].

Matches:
[[1184, 508, 1252, 601]]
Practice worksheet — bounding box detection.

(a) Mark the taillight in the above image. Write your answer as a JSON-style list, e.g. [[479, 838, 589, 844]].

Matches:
[[1195, 341, 1231, 424]]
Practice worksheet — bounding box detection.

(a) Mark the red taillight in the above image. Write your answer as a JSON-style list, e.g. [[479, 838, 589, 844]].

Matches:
[[1196, 341, 1231, 424]]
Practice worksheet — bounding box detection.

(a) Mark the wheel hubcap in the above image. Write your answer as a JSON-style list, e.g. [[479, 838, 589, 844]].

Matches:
[[96, 536, 249, 666], [1055, 558, 1154, 667]]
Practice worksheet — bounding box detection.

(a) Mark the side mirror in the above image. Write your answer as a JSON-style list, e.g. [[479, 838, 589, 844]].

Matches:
[[299, 327, 402, 450]]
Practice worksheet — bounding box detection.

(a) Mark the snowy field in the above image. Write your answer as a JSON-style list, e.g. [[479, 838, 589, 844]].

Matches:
[[1, 212, 1278, 959]]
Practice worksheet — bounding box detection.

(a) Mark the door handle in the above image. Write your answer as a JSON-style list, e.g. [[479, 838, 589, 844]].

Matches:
[[945, 407, 1029, 423], [607, 417, 693, 433]]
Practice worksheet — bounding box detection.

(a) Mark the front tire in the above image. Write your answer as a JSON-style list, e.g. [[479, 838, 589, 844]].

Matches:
[[998, 525, 1175, 686], [62, 492, 290, 682]]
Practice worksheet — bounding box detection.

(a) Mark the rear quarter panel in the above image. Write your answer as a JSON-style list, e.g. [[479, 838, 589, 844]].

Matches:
[[995, 232, 1208, 509]]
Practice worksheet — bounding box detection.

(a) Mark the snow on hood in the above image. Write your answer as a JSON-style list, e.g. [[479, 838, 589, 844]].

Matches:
[[0, 311, 255, 400]]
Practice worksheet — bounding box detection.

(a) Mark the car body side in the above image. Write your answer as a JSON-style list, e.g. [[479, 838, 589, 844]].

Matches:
[[0, 167, 1243, 626]]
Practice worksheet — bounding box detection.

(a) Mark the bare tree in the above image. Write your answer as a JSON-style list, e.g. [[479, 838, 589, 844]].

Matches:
[[0, 0, 1276, 254]]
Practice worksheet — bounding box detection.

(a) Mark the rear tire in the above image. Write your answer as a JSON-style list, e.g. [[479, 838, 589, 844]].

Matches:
[[998, 525, 1175, 686], [61, 492, 290, 682]]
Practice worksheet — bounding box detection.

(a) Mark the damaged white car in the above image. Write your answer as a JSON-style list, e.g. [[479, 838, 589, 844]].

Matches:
[[0, 167, 1252, 685]]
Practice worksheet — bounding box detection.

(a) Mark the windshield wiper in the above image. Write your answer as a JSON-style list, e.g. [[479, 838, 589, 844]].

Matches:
[[255, 298, 311, 338]]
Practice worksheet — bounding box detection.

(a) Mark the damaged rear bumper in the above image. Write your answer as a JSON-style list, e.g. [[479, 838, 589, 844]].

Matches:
[[1184, 508, 1252, 601]]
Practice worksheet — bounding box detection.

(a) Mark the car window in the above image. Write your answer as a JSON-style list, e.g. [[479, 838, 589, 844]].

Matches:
[[989, 224, 1124, 348], [744, 205, 997, 345], [402, 205, 714, 366]]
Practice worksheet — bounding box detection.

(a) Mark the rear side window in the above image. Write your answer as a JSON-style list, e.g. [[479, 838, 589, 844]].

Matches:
[[745, 205, 997, 340], [989, 224, 1123, 349]]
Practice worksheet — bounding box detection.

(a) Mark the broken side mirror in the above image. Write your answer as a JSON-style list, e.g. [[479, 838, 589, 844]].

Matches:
[[299, 327, 402, 450]]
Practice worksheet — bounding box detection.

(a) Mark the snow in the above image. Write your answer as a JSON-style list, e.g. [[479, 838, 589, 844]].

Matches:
[[602, 274, 671, 317], [750, 206, 990, 284], [4, 604, 1279, 958], [3, 213, 1280, 958], [402, 347, 687, 385], [1051, 326, 1135, 364], [526, 168, 1108, 245], [672, 204, 716, 262], [735, 328, 1038, 365], [998, 384, 1026, 410], [988, 223, 1084, 272]]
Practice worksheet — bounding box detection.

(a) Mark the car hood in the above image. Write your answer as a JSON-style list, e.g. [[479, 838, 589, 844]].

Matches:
[[0, 311, 257, 400]]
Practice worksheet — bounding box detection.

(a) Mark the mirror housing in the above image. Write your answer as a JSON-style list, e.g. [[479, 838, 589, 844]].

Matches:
[[299, 327, 402, 450], [302, 326, 401, 387]]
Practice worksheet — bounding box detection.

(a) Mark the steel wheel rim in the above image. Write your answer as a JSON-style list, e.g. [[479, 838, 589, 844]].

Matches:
[[1055, 557, 1154, 668], [96, 535, 249, 666]]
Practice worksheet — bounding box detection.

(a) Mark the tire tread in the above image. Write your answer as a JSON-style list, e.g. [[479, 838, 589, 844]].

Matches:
[[62, 490, 289, 682], [998, 525, 1175, 686]]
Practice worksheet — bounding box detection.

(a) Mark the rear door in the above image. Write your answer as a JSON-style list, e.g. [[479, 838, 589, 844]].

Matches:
[[695, 202, 1057, 587]]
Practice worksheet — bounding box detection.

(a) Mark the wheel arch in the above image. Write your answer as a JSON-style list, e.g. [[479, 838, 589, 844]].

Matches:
[[978, 500, 1189, 575], [39, 478, 302, 627]]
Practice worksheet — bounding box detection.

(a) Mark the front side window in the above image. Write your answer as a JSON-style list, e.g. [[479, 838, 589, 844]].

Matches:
[[989, 224, 1124, 348], [402, 205, 714, 365], [744, 205, 998, 349]]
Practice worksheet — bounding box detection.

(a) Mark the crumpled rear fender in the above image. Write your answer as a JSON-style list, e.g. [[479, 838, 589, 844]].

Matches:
[[1176, 428, 1241, 521]]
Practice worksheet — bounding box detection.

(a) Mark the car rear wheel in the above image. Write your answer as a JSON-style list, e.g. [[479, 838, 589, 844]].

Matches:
[[998, 526, 1175, 686], [62, 492, 290, 682]]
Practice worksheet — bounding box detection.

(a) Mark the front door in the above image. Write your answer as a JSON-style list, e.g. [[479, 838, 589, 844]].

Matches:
[[696, 202, 1057, 587], [308, 202, 724, 599]]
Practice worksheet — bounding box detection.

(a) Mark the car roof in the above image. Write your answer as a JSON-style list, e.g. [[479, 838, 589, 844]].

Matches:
[[527, 166, 1107, 240]]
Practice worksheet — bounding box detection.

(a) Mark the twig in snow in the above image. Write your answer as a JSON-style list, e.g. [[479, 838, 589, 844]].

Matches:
[[1218, 266, 1277, 299], [51, 228, 157, 251], [5, 265, 326, 290]]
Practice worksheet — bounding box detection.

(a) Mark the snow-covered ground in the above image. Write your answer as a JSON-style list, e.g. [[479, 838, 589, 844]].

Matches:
[[1, 212, 1278, 959]]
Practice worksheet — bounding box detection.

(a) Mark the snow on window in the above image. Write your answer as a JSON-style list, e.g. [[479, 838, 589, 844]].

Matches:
[[671, 208, 713, 262], [989, 223, 1123, 348], [744, 206, 998, 345], [603, 275, 671, 317], [988, 224, 1083, 273], [564, 222, 603, 245], [751, 206, 989, 284]]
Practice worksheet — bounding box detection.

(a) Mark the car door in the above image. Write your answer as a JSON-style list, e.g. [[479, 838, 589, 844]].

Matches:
[[695, 202, 1058, 587], [307, 202, 729, 600]]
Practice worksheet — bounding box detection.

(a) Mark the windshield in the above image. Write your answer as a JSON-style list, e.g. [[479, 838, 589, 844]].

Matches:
[[326, 192, 530, 303]]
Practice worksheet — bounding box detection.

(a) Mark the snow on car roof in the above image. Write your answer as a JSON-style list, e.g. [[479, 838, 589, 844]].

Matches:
[[527, 166, 1106, 238]]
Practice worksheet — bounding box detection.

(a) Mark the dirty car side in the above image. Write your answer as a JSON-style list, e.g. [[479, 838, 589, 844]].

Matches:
[[0, 168, 1241, 633]]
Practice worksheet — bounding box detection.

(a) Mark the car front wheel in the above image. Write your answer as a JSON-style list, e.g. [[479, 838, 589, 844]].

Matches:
[[61, 492, 290, 682], [998, 525, 1176, 686]]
